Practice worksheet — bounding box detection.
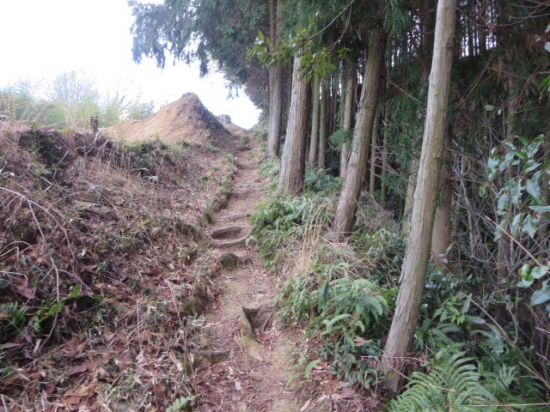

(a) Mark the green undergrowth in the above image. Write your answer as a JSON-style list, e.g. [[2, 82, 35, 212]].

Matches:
[[251, 161, 548, 409]]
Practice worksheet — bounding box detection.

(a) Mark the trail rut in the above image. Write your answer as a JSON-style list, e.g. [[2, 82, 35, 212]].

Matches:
[[195, 135, 301, 412]]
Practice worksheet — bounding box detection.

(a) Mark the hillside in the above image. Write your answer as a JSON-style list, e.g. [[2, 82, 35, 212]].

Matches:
[[0, 94, 255, 411]]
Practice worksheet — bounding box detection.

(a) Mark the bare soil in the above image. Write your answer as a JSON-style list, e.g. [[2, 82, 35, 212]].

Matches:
[[192, 134, 302, 412], [107, 93, 233, 146]]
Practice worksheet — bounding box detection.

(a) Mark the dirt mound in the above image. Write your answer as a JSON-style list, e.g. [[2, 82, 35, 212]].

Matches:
[[106, 92, 232, 145]]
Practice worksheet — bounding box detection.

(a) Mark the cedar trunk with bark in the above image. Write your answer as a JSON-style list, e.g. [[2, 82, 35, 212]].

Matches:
[[340, 62, 355, 178], [267, 0, 282, 157], [308, 73, 320, 165], [318, 80, 328, 170], [382, 0, 457, 394], [278, 56, 308, 195], [431, 128, 453, 265], [332, 29, 387, 235]]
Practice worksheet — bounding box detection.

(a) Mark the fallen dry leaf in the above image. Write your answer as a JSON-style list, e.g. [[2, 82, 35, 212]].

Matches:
[[353, 336, 371, 346], [81, 264, 97, 273], [339, 387, 356, 398], [148, 265, 161, 276], [41, 382, 56, 398], [68, 363, 89, 375], [16, 287, 36, 299], [300, 398, 312, 411], [256, 332, 271, 343], [61, 395, 81, 405], [153, 383, 166, 398]]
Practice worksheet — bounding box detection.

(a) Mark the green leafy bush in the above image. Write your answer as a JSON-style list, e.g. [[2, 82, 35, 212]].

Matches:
[[483, 135, 550, 310], [304, 166, 343, 193]]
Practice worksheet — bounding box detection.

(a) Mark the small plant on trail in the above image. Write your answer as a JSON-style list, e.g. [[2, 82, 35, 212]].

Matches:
[[166, 395, 195, 412]]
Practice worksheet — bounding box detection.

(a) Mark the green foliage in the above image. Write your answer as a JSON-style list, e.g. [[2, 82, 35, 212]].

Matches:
[[0, 302, 27, 336], [388, 351, 495, 412], [278, 273, 320, 323], [317, 278, 390, 335], [0, 285, 83, 339], [350, 228, 405, 283], [127, 100, 155, 120], [303, 166, 342, 193], [315, 278, 391, 388], [248, 0, 382, 79], [130, 0, 267, 107], [388, 349, 545, 411], [249, 26, 337, 78], [328, 128, 352, 150], [0, 73, 154, 131], [166, 395, 194, 412], [250, 193, 335, 266], [483, 135, 550, 310], [278, 271, 392, 388], [253, 182, 403, 389], [258, 156, 281, 190]]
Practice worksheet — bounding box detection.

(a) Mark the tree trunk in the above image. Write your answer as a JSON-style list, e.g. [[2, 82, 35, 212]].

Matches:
[[382, 0, 456, 394], [330, 74, 339, 135], [369, 106, 380, 194], [381, 63, 390, 203], [332, 29, 387, 236], [308, 73, 320, 165], [279, 55, 308, 195], [268, 65, 283, 157], [402, 157, 420, 235], [431, 127, 453, 267], [318, 80, 328, 170], [381, 104, 389, 203], [340, 62, 355, 178], [267, 0, 282, 157]]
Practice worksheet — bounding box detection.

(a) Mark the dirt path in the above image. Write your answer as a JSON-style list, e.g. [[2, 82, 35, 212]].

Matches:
[[194, 133, 301, 412]]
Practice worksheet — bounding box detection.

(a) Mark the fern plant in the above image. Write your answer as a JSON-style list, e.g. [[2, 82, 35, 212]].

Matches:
[[315, 278, 392, 388], [388, 350, 546, 411], [166, 395, 194, 412], [388, 351, 496, 412], [304, 166, 342, 193], [0, 301, 27, 338]]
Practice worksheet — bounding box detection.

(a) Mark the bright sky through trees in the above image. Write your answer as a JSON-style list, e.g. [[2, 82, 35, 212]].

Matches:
[[0, 0, 260, 128]]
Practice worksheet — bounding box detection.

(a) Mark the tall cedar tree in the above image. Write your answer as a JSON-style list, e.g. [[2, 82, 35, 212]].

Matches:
[[278, 55, 308, 194], [332, 28, 387, 235], [382, 0, 457, 393]]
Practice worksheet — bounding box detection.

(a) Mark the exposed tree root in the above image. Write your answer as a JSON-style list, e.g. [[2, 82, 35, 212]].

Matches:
[[191, 225, 252, 248], [210, 225, 243, 239]]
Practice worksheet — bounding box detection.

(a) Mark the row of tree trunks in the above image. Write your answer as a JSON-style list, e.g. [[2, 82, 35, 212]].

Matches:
[[382, 0, 457, 393], [332, 28, 387, 236]]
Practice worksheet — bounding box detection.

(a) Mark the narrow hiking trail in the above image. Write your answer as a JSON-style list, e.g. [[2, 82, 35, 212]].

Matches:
[[195, 132, 301, 412]]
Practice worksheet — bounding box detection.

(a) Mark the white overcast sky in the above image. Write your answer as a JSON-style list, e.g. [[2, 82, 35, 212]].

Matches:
[[0, 0, 260, 128]]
